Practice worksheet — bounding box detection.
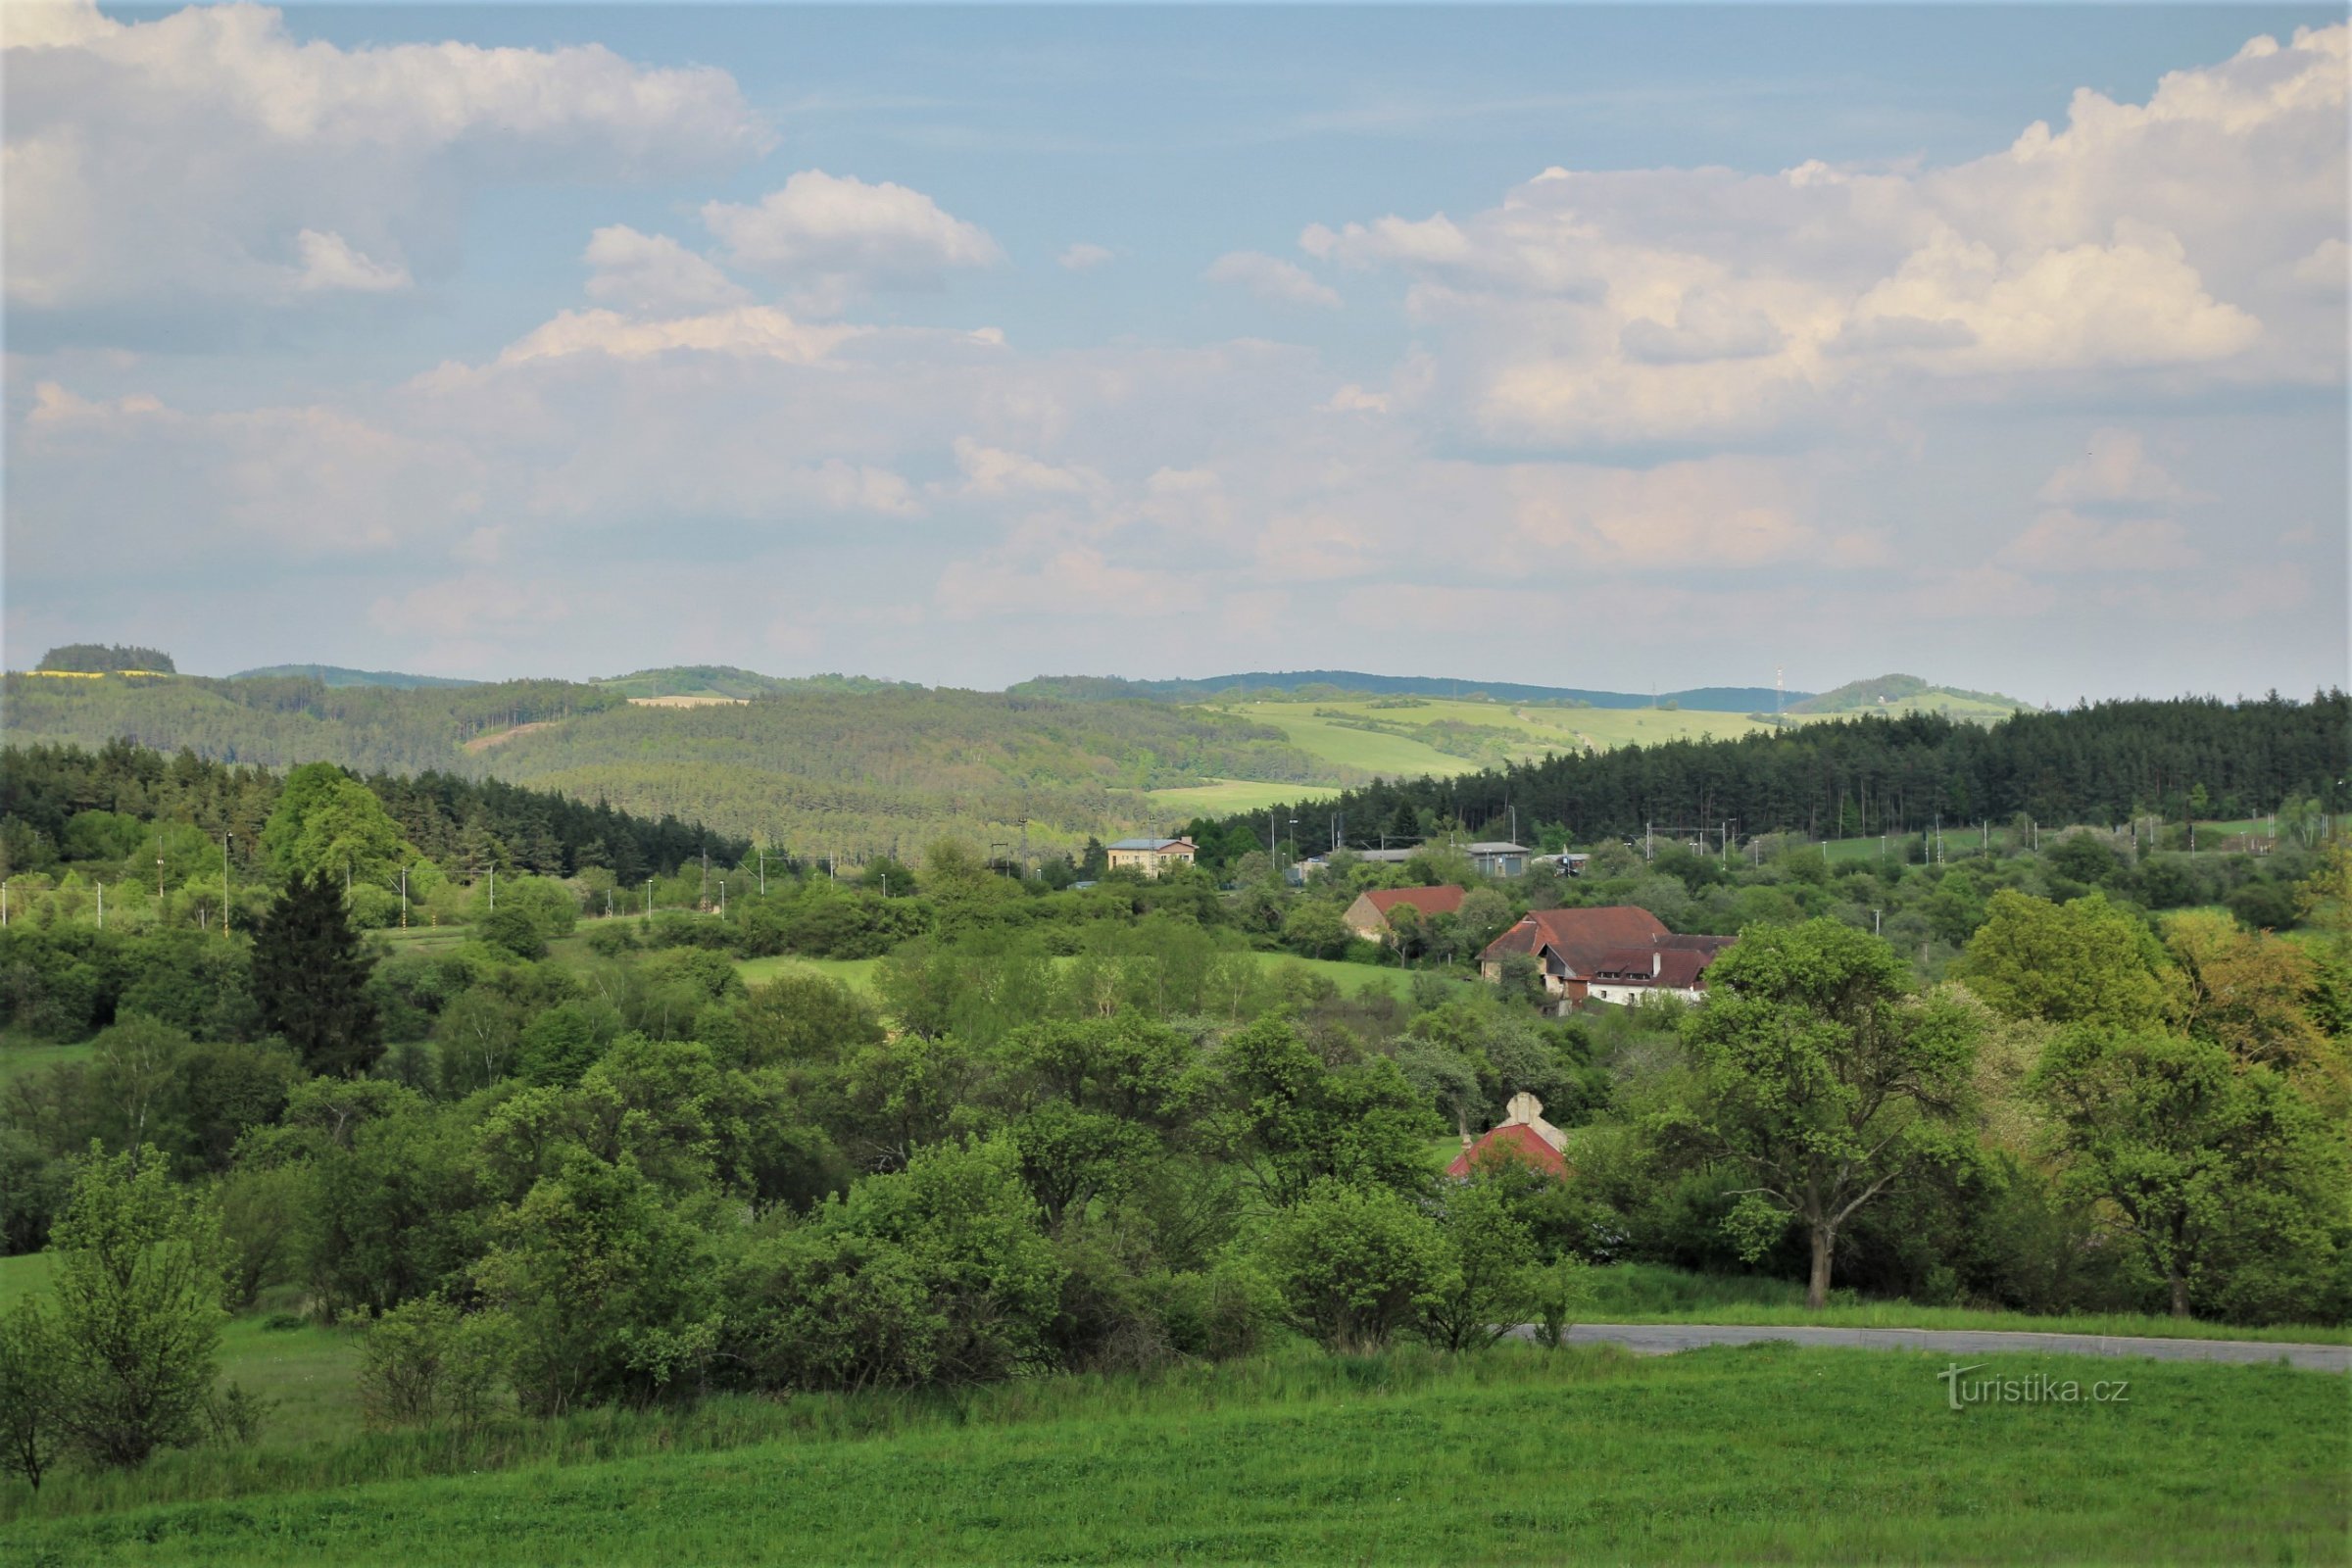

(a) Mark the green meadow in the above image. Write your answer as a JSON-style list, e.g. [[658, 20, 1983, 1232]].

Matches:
[[7, 1343, 2341, 1565]]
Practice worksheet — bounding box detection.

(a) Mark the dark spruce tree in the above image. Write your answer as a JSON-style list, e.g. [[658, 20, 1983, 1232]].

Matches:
[[250, 871, 381, 1077]]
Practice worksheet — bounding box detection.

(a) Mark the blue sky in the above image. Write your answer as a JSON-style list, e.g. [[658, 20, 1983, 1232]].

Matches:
[[7, 3, 2346, 701]]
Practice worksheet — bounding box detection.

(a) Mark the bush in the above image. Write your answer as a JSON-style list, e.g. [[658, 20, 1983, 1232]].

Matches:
[[1250, 1181, 1457, 1352], [358, 1296, 507, 1431]]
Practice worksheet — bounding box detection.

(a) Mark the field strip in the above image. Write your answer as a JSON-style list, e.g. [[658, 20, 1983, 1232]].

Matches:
[[1545, 1322, 2350, 1372]]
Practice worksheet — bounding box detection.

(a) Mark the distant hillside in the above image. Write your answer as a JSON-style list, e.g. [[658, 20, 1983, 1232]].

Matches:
[[1787, 673, 2030, 718], [1017, 670, 1807, 712], [597, 666, 925, 701], [40, 643, 175, 674], [231, 663, 477, 690]]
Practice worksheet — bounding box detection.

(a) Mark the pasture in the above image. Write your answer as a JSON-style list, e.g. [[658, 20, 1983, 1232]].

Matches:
[[1143, 777, 1342, 817], [7, 1341, 2341, 1565], [1216, 697, 1779, 784]]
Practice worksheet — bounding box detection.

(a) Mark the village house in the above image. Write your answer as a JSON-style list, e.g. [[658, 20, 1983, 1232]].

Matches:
[[1479, 908, 1735, 1007], [1104, 837, 1197, 878], [1446, 1091, 1569, 1180], [1341, 884, 1466, 943], [1583, 934, 1737, 1005], [1464, 841, 1531, 877]]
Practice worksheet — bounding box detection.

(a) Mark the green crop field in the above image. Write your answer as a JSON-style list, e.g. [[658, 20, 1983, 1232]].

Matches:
[[1214, 698, 1780, 785], [733, 956, 883, 993], [1143, 777, 1342, 816], [7, 1342, 2341, 1565]]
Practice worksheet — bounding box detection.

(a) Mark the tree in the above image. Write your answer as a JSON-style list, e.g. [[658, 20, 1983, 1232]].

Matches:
[[1415, 1175, 1538, 1352], [1951, 891, 2169, 1030], [2034, 1029, 2348, 1319], [1250, 1180, 1456, 1352], [2162, 912, 2334, 1085], [259, 761, 412, 889], [1677, 919, 1982, 1308], [476, 1152, 720, 1416], [251, 870, 382, 1076], [46, 1145, 229, 1468], [0, 1299, 64, 1490], [1280, 902, 1351, 960]]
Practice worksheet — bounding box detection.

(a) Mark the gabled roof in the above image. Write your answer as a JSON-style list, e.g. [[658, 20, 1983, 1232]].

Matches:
[[1445, 1121, 1569, 1180], [1480, 906, 1670, 977], [1590, 946, 1718, 989], [1362, 885, 1466, 920]]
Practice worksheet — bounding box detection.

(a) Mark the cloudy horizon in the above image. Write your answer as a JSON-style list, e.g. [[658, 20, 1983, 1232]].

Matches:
[[5, 2, 2345, 706]]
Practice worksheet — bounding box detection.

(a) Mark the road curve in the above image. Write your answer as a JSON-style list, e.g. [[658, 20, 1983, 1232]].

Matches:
[[1524, 1322, 2349, 1373]]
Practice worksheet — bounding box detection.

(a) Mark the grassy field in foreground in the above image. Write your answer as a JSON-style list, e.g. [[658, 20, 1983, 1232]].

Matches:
[[9, 1343, 2342, 1565]]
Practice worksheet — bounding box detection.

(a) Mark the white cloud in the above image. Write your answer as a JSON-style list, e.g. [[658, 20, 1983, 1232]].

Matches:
[[1058, 243, 1115, 271], [292, 229, 412, 294], [1203, 251, 1342, 309], [4, 1, 765, 320], [583, 226, 750, 317], [2035, 428, 2194, 506], [1292, 24, 2345, 447], [702, 171, 1002, 312]]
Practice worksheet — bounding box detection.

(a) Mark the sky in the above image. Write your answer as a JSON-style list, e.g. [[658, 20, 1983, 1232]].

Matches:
[[4, 2, 2346, 703]]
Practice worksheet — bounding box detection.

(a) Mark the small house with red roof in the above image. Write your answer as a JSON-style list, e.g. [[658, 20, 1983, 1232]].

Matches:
[[1344, 884, 1467, 944], [1446, 1092, 1570, 1181]]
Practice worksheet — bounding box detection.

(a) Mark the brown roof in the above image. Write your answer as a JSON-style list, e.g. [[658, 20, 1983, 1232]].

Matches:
[[1481, 906, 1669, 978], [1590, 946, 1720, 990], [1445, 1121, 1569, 1180], [1364, 885, 1467, 920]]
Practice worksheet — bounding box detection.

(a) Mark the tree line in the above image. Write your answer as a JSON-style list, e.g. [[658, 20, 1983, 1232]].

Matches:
[[1198, 692, 2351, 862]]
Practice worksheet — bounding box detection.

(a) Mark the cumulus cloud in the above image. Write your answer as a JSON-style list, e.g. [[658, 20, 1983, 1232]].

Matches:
[[292, 230, 412, 294], [583, 226, 750, 317], [702, 171, 1002, 312], [1204, 251, 1342, 309], [1058, 243, 1115, 271], [1291, 24, 2345, 447], [4, 0, 764, 322]]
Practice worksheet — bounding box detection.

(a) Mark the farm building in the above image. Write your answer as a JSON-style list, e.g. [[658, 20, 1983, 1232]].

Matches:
[[1342, 884, 1466, 943], [1482, 909, 1735, 1007]]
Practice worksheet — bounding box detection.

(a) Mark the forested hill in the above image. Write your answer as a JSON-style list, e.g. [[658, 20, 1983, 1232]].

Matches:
[[1016, 670, 1801, 710], [0, 672, 1333, 857], [228, 664, 478, 690], [1, 740, 744, 880], [1195, 693, 2352, 852]]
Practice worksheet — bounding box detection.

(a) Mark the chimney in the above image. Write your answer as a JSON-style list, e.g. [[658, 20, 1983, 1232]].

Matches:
[[1457, 1107, 1473, 1151], [1653, 950, 1662, 978]]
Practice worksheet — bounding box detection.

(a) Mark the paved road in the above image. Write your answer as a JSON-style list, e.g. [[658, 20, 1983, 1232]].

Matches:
[[1525, 1322, 2349, 1373]]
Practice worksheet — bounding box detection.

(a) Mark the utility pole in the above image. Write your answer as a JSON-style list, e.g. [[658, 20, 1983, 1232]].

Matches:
[[646, 877, 653, 917], [399, 865, 409, 929], [158, 835, 166, 900], [717, 879, 725, 915], [1872, 907, 1882, 937], [97, 880, 104, 930], [758, 849, 765, 896]]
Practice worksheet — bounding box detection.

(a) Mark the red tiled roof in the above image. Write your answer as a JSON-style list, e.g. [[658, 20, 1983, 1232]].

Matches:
[[1445, 1121, 1569, 1180], [1364, 885, 1466, 920], [1481, 906, 1670, 977]]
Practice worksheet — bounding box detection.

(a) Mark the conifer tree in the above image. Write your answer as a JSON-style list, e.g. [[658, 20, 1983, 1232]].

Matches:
[[251, 871, 381, 1077]]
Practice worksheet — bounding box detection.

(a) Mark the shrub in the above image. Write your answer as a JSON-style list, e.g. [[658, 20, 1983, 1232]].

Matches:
[[1250, 1181, 1457, 1352], [358, 1296, 507, 1431]]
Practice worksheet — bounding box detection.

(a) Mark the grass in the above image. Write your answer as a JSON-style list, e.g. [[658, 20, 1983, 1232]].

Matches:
[[1142, 778, 1342, 816], [1221, 698, 1778, 783], [732, 955, 882, 993], [1581, 1264, 2352, 1346], [8, 1343, 2342, 1564], [0, 1034, 94, 1086]]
